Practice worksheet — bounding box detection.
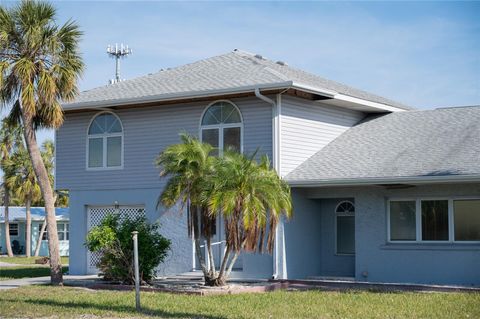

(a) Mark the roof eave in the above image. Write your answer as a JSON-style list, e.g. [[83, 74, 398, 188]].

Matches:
[[286, 174, 480, 188], [62, 81, 294, 111], [63, 81, 408, 113]]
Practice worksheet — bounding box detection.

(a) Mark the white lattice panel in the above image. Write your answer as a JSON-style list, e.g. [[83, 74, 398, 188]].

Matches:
[[87, 206, 146, 272]]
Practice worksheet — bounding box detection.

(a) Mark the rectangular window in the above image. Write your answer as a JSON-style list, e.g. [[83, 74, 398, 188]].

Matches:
[[9, 223, 18, 236], [454, 200, 480, 241], [201, 128, 219, 156], [106, 136, 122, 167], [223, 127, 241, 152], [57, 223, 65, 241], [421, 200, 449, 241], [389, 201, 416, 241], [88, 138, 103, 167], [388, 198, 480, 243], [337, 216, 355, 254], [52, 223, 69, 241]]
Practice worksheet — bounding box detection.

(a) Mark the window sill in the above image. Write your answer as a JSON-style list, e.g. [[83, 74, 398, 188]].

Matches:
[[86, 166, 123, 171], [380, 243, 480, 251]]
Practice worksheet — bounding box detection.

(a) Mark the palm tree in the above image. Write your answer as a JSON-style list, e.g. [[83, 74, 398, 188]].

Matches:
[[156, 133, 218, 284], [0, 119, 23, 257], [157, 134, 292, 286], [5, 146, 41, 257], [206, 151, 292, 286], [0, 1, 84, 284], [34, 140, 56, 257]]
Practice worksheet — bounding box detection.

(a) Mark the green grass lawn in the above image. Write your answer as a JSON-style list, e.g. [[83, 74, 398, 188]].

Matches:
[[0, 286, 478, 319], [0, 256, 69, 265], [0, 266, 69, 281]]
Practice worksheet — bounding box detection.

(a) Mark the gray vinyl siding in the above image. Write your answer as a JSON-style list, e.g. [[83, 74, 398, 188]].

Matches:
[[56, 97, 272, 191], [280, 96, 365, 176]]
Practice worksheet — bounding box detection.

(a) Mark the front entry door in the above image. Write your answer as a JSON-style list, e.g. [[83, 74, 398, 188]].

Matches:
[[319, 199, 355, 278]]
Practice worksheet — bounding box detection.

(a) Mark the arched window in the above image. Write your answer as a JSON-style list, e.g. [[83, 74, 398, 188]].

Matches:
[[336, 201, 355, 215], [87, 112, 123, 169], [335, 200, 355, 255], [200, 101, 242, 155]]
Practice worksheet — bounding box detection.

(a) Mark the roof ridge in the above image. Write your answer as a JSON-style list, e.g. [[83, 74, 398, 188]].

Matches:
[[231, 50, 290, 83], [436, 105, 480, 110]]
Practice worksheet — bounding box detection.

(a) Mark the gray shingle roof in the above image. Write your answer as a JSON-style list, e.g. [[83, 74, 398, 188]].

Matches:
[[64, 50, 410, 110], [286, 106, 480, 184]]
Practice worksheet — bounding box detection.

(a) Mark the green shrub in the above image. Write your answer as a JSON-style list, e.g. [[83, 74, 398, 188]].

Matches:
[[85, 214, 171, 284]]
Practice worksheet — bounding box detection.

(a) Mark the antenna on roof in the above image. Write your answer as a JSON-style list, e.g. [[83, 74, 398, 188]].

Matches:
[[106, 43, 132, 84]]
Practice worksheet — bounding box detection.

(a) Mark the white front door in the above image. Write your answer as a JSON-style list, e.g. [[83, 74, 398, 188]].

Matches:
[[86, 205, 146, 274]]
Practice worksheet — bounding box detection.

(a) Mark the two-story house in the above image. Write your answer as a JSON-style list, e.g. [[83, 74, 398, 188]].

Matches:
[[57, 50, 480, 285]]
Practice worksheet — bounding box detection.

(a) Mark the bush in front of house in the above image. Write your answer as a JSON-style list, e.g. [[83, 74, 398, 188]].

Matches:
[[85, 214, 171, 284]]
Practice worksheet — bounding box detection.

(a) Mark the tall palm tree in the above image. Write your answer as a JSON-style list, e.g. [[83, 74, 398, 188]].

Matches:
[[0, 1, 83, 284], [34, 140, 55, 257], [156, 133, 218, 284], [5, 146, 41, 257], [207, 151, 292, 286], [0, 119, 23, 257]]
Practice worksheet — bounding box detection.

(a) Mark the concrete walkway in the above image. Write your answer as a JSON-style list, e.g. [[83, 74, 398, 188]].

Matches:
[[0, 261, 23, 268], [0, 275, 98, 290]]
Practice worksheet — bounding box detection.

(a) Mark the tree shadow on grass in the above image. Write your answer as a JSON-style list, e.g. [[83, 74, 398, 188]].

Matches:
[[0, 266, 68, 280], [17, 297, 226, 319]]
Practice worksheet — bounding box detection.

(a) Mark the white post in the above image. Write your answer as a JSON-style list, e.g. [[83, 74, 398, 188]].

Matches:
[[132, 231, 140, 311], [204, 240, 210, 271]]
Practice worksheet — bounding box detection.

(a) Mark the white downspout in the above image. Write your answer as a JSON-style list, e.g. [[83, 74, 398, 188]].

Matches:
[[254, 88, 285, 280], [254, 88, 281, 172]]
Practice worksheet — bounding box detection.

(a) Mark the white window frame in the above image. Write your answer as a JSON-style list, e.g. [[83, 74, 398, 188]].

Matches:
[[9, 223, 19, 237], [56, 222, 69, 241], [86, 111, 124, 170], [387, 197, 480, 244], [334, 200, 355, 256], [199, 100, 244, 155]]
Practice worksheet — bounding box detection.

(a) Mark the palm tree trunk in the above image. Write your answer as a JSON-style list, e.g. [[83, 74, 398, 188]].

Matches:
[[34, 219, 47, 257], [217, 247, 230, 280], [20, 110, 62, 285], [206, 237, 216, 275], [3, 189, 13, 257], [25, 196, 32, 257], [225, 251, 241, 278], [194, 238, 208, 274]]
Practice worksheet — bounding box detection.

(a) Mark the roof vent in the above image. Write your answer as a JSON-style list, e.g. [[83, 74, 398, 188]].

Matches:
[[276, 61, 287, 66], [254, 54, 263, 60]]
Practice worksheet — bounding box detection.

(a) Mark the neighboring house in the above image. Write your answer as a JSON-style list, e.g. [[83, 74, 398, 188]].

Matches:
[[57, 49, 480, 286], [0, 206, 69, 256]]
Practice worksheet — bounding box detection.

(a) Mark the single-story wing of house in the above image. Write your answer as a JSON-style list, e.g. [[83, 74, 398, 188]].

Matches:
[[0, 206, 69, 256], [57, 49, 480, 286]]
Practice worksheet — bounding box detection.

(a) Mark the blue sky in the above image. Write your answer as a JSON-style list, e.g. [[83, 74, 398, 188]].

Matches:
[[1, 0, 480, 146]]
